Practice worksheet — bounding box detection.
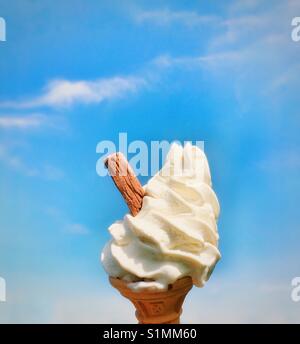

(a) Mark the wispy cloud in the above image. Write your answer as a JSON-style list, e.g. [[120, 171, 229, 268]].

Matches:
[[210, 15, 267, 48], [143, 0, 300, 111], [228, 0, 261, 14], [153, 51, 242, 70], [42, 164, 65, 181], [135, 8, 217, 26], [268, 64, 300, 91], [45, 207, 91, 236], [210, 0, 300, 52], [0, 143, 38, 177], [0, 143, 64, 180], [64, 223, 90, 235], [258, 149, 300, 172], [0, 76, 146, 110], [0, 113, 60, 130], [153, 51, 241, 67]]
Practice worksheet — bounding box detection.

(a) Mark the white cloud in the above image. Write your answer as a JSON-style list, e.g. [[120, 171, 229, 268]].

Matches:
[[0, 142, 64, 180], [0, 114, 50, 129], [228, 0, 260, 14], [210, 15, 267, 48], [135, 8, 217, 26], [64, 223, 90, 235], [0, 143, 38, 177], [42, 164, 65, 181], [210, 0, 300, 52], [153, 51, 242, 70], [258, 149, 300, 172], [0, 76, 146, 109], [268, 64, 300, 91], [148, 0, 300, 99], [45, 207, 90, 235]]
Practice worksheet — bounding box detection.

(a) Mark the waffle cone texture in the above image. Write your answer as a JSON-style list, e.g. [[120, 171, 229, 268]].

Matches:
[[109, 276, 193, 324]]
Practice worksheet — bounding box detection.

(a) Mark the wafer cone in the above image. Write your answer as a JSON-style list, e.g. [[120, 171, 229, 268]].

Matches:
[[109, 276, 193, 324]]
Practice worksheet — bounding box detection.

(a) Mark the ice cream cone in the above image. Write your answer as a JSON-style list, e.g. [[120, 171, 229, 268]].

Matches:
[[109, 276, 193, 324]]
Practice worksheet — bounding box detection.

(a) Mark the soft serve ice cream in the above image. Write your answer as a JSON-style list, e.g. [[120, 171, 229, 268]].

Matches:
[[101, 143, 220, 291]]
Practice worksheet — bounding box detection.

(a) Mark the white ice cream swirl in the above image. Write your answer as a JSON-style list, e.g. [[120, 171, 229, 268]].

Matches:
[[101, 143, 220, 290]]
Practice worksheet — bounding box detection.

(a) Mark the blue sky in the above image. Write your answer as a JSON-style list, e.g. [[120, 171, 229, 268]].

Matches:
[[0, 0, 300, 323]]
